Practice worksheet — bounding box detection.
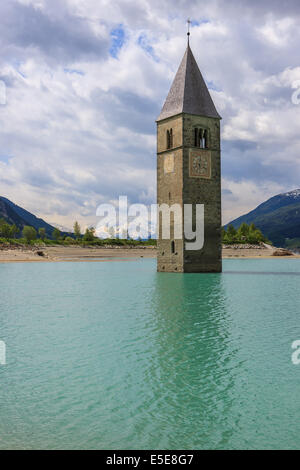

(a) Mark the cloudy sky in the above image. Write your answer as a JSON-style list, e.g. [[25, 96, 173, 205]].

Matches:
[[0, 0, 300, 230]]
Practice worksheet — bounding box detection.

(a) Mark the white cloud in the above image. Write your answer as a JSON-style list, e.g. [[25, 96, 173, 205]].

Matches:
[[0, 0, 300, 229], [258, 16, 296, 47]]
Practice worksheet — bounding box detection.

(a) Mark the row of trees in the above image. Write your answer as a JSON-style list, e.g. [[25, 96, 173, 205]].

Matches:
[[74, 222, 101, 241], [1, 218, 269, 246], [222, 222, 269, 245], [0, 219, 19, 239], [0, 218, 96, 244], [0, 218, 63, 243]]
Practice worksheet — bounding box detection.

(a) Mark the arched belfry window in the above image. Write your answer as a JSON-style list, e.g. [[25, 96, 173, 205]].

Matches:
[[166, 128, 173, 149], [194, 128, 199, 147], [194, 128, 208, 149], [203, 129, 208, 148]]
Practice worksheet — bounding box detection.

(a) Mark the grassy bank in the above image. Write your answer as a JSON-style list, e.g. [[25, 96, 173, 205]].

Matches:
[[0, 237, 157, 248]]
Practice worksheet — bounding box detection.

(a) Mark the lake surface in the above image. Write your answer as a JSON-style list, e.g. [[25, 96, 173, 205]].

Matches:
[[0, 258, 300, 450]]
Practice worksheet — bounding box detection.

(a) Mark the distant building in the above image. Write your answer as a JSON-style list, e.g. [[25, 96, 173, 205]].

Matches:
[[156, 39, 222, 272]]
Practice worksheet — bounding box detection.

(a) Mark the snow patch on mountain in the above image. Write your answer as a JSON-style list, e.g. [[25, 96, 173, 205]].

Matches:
[[281, 189, 300, 199]]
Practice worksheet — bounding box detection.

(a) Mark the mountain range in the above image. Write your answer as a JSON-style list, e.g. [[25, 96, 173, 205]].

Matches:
[[1, 190, 300, 247], [227, 189, 300, 248], [0, 196, 56, 238]]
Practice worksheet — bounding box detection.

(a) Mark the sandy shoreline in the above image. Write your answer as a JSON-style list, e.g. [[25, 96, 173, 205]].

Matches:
[[0, 245, 157, 263], [0, 244, 299, 263]]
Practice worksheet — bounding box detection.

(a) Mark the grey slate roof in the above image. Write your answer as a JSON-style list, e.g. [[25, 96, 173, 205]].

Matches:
[[157, 44, 221, 121]]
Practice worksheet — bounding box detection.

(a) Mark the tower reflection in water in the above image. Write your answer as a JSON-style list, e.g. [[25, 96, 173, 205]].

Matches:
[[141, 272, 239, 449]]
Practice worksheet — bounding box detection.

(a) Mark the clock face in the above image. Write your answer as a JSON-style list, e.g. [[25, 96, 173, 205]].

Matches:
[[189, 150, 211, 179]]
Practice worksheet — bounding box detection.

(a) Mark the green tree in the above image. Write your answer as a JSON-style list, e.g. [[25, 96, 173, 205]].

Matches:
[[223, 222, 268, 245], [83, 227, 96, 242], [0, 223, 12, 238], [38, 227, 46, 240], [253, 228, 264, 242], [222, 227, 231, 244], [10, 224, 19, 239], [52, 228, 61, 241], [73, 221, 81, 239], [227, 224, 237, 242], [23, 226, 37, 243], [238, 222, 250, 237]]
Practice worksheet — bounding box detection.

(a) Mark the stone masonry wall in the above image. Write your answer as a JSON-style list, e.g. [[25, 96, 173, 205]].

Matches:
[[157, 113, 222, 273], [182, 114, 222, 272], [157, 115, 184, 272]]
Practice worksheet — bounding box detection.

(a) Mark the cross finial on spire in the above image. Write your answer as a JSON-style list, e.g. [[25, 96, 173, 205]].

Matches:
[[187, 18, 191, 44]]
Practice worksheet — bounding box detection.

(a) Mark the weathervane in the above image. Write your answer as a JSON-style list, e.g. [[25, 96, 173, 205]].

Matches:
[[187, 18, 191, 44]]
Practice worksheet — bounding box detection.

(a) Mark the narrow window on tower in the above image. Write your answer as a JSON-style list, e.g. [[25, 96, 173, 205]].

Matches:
[[195, 128, 209, 148], [166, 130, 170, 149], [166, 129, 173, 149], [195, 127, 204, 148], [203, 129, 208, 148], [200, 128, 204, 148], [171, 240, 175, 254], [194, 128, 198, 147]]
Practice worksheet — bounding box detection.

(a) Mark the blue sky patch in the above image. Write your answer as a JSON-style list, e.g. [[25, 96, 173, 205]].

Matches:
[[0, 155, 12, 164], [110, 25, 126, 58], [138, 34, 159, 62], [64, 68, 85, 76], [189, 19, 210, 27], [207, 80, 222, 92]]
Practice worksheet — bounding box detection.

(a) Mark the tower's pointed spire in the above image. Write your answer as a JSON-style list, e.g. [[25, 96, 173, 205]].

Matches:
[[157, 43, 221, 121], [187, 18, 191, 45]]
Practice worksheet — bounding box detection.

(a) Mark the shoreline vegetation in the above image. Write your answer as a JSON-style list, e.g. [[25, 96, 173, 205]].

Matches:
[[0, 219, 297, 262]]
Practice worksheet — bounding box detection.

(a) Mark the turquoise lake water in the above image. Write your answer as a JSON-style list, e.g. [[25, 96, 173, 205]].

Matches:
[[0, 258, 300, 450]]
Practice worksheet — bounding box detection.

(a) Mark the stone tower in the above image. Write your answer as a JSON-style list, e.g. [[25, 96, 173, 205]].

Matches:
[[156, 41, 222, 273]]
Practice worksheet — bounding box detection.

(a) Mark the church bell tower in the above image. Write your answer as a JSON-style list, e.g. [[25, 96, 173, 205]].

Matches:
[[156, 38, 222, 273]]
